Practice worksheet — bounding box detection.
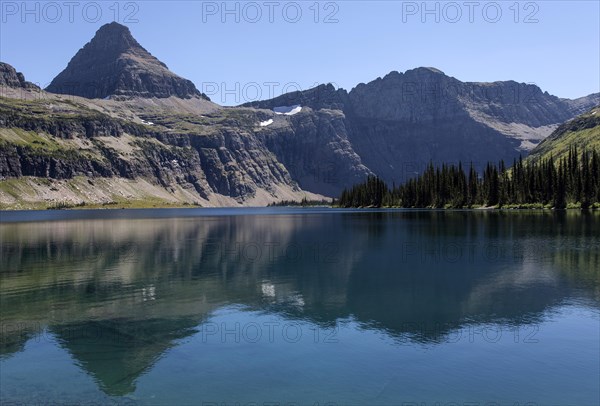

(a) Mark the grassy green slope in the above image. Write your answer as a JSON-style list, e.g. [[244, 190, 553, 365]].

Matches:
[[527, 106, 600, 162]]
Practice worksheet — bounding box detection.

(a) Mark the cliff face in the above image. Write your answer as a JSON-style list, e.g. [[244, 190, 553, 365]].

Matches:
[[258, 107, 371, 196], [0, 84, 361, 207], [0, 95, 310, 205], [45, 23, 207, 100]]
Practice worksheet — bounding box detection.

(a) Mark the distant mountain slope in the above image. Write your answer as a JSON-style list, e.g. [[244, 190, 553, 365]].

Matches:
[[46, 23, 208, 100], [527, 106, 600, 162]]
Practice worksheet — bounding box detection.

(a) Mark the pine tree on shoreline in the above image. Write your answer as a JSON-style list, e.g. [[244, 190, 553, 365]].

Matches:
[[337, 147, 600, 209]]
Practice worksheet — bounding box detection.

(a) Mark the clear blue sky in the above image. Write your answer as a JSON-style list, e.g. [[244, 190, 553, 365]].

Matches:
[[1, 1, 598, 105]]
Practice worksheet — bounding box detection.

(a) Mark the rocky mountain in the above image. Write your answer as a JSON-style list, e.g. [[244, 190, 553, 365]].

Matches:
[[247, 67, 599, 185], [45, 23, 208, 100], [0, 62, 39, 90], [527, 106, 600, 163], [1, 23, 598, 208]]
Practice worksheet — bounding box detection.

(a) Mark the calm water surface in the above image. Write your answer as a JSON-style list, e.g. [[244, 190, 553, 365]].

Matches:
[[1, 209, 599, 405]]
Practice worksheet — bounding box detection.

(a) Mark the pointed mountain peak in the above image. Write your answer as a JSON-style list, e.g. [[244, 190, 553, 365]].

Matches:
[[46, 23, 206, 100], [98, 21, 132, 35], [87, 22, 143, 53]]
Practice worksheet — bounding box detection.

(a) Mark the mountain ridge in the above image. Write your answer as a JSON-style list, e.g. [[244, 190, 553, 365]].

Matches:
[[246, 65, 598, 185]]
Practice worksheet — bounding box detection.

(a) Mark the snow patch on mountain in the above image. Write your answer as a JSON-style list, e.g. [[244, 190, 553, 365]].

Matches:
[[274, 105, 302, 115]]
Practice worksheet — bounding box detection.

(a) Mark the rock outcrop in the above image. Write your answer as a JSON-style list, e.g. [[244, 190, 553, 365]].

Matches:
[[0, 62, 40, 90]]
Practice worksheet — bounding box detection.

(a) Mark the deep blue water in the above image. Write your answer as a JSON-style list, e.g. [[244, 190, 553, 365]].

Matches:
[[1, 209, 599, 405]]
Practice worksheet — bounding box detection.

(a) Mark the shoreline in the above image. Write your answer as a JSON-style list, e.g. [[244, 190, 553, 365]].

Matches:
[[1, 204, 598, 213], [2, 205, 597, 224]]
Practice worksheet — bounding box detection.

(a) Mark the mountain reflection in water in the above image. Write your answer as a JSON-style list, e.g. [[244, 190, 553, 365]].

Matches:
[[1, 209, 598, 403]]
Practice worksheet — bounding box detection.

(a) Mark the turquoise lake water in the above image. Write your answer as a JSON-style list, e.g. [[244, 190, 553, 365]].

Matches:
[[1, 209, 599, 405]]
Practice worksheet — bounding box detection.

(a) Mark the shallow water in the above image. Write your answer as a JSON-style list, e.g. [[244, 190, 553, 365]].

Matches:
[[1, 209, 599, 405]]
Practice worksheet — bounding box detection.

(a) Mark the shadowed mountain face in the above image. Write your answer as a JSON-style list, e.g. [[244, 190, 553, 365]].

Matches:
[[1, 211, 599, 396], [247, 68, 599, 185], [45, 23, 207, 100]]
